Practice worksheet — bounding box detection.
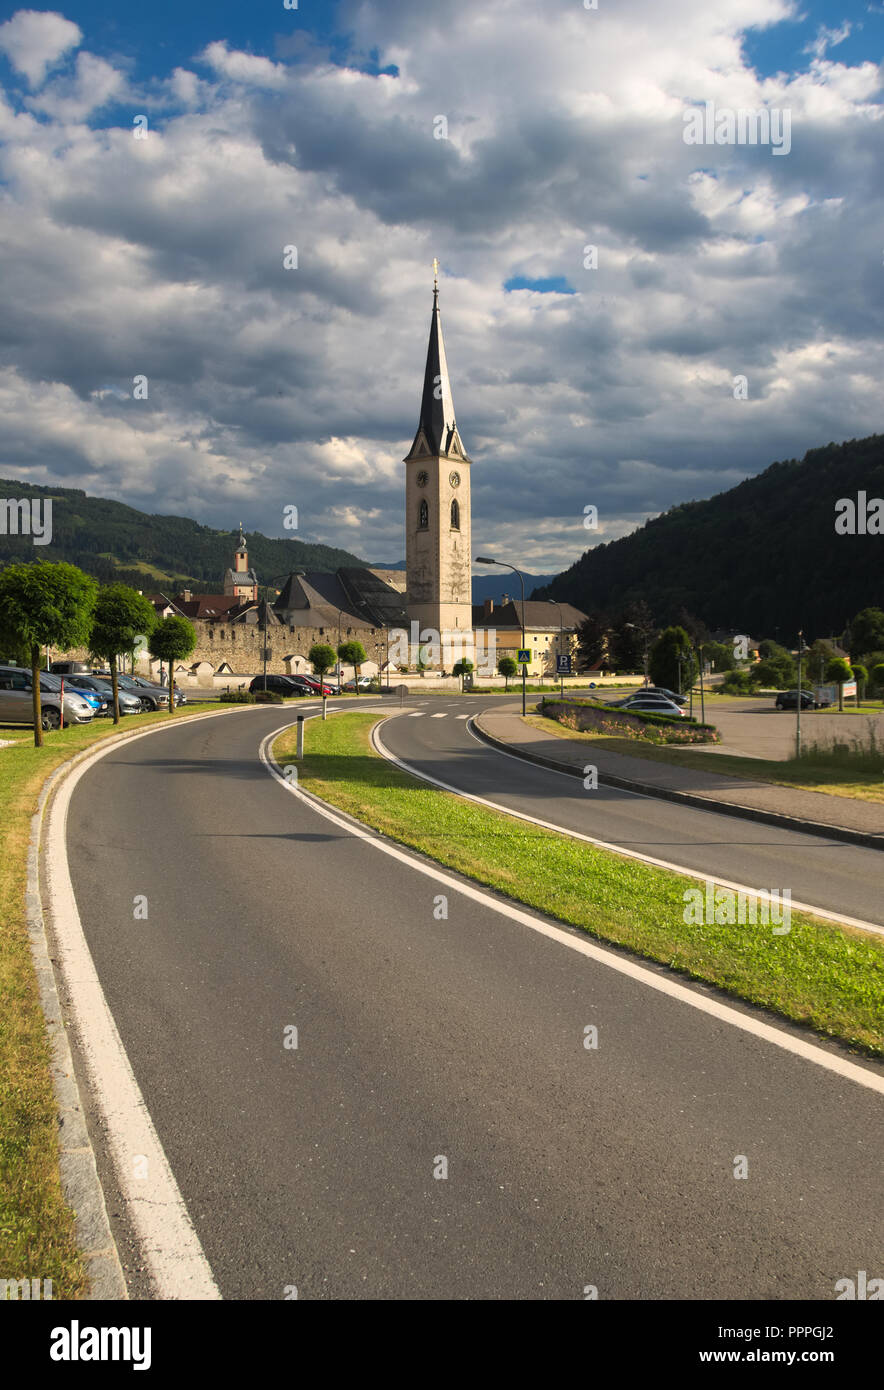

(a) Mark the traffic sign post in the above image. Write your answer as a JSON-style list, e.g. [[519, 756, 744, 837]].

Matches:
[[556, 652, 571, 699], [517, 648, 531, 717]]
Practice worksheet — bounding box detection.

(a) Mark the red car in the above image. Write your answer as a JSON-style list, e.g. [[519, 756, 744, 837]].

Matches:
[[297, 675, 336, 695]]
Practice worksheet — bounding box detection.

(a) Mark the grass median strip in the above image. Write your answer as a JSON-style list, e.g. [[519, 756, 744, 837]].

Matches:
[[276, 712, 884, 1057], [0, 702, 218, 1294]]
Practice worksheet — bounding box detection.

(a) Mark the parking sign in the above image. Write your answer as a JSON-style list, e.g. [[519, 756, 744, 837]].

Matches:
[[556, 654, 572, 674]]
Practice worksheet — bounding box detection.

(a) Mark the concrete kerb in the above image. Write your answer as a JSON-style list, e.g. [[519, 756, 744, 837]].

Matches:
[[26, 702, 274, 1299], [471, 715, 884, 854]]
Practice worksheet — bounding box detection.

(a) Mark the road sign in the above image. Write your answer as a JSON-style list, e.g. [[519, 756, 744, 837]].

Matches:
[[517, 648, 531, 664], [556, 654, 572, 674]]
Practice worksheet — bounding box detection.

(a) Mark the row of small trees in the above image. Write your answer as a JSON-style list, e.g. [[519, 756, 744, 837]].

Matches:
[[0, 561, 197, 746]]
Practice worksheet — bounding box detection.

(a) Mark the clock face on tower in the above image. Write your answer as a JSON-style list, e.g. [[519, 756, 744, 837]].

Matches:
[[416, 470, 429, 487], [449, 471, 461, 488]]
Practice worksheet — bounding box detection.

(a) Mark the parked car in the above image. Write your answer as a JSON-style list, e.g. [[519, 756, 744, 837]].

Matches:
[[618, 694, 688, 718], [642, 686, 688, 706], [62, 673, 142, 716], [297, 675, 336, 695], [248, 675, 308, 697], [49, 661, 92, 676], [40, 672, 107, 716], [342, 676, 375, 691], [109, 674, 182, 710], [126, 674, 186, 705], [775, 689, 829, 710], [284, 676, 327, 695], [0, 665, 94, 729]]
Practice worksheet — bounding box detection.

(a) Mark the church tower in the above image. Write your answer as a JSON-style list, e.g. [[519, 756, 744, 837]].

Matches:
[[224, 523, 259, 601], [404, 264, 473, 649]]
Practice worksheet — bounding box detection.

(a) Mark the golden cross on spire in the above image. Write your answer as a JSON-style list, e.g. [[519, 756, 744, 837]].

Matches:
[[433, 257, 439, 288]]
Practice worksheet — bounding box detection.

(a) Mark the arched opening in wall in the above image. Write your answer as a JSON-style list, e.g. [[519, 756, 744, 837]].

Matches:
[[419, 499, 429, 529], [450, 499, 460, 530]]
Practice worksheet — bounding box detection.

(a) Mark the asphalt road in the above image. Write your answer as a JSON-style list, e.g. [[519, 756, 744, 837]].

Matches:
[[64, 701, 884, 1299], [378, 697, 884, 927]]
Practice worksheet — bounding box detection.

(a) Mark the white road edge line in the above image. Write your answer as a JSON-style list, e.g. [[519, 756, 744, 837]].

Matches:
[[378, 713, 884, 939], [41, 709, 263, 1300], [260, 717, 884, 1097]]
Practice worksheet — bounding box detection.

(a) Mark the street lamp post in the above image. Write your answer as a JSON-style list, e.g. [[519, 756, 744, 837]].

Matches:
[[796, 629, 806, 758], [548, 599, 566, 699], [623, 621, 650, 688], [477, 556, 527, 715]]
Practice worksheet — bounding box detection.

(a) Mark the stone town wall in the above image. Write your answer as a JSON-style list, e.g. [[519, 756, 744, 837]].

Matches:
[[46, 621, 392, 682]]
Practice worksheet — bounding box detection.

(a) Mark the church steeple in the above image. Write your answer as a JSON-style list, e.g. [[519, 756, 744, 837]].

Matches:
[[224, 522, 258, 600], [404, 261, 474, 647], [405, 269, 470, 462]]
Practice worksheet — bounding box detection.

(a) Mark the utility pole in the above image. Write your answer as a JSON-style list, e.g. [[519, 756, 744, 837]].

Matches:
[[796, 629, 805, 758]]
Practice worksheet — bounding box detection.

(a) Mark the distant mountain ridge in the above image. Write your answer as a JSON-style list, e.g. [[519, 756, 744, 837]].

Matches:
[[0, 479, 560, 606], [533, 435, 884, 637], [0, 478, 368, 592]]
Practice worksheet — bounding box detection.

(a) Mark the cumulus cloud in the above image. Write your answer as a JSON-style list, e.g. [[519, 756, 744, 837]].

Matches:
[[0, 0, 881, 572], [27, 51, 126, 119], [0, 9, 81, 87]]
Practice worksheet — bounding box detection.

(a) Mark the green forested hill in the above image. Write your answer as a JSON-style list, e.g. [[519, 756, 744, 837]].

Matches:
[[0, 479, 367, 591], [534, 435, 884, 637]]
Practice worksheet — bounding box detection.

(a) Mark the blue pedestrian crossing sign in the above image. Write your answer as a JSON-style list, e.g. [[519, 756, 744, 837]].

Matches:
[[517, 648, 531, 665], [556, 654, 572, 674]]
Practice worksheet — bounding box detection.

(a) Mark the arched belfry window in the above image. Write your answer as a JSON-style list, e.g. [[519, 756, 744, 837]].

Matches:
[[419, 499, 429, 529], [450, 499, 460, 530]]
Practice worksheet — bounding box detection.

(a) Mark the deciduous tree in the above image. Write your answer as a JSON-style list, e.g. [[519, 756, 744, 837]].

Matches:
[[90, 585, 157, 723], [148, 616, 197, 715], [0, 561, 98, 745]]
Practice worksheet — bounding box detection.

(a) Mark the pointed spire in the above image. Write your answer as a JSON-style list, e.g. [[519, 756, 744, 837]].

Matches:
[[405, 264, 470, 461], [236, 521, 246, 550]]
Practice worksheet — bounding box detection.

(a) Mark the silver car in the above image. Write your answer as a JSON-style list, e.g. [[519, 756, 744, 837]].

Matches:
[[0, 665, 94, 729]]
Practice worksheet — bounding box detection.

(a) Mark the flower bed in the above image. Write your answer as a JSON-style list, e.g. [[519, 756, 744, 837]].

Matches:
[[541, 698, 720, 745]]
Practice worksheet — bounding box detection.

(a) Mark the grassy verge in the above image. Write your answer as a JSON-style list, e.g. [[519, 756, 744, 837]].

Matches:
[[0, 702, 218, 1294], [275, 713, 884, 1057], [522, 715, 884, 805]]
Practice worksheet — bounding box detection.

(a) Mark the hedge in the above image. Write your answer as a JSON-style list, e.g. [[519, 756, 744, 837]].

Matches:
[[541, 698, 720, 745]]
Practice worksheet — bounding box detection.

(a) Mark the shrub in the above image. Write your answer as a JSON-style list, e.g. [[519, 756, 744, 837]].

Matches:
[[253, 690, 285, 704], [220, 690, 257, 703], [721, 670, 752, 695], [542, 698, 720, 745]]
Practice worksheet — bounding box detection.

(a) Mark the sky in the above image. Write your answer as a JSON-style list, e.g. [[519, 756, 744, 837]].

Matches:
[[0, 0, 882, 573]]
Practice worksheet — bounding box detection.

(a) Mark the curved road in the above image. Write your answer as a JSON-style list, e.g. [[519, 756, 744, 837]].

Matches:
[[378, 698, 884, 927], [65, 700, 884, 1299]]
